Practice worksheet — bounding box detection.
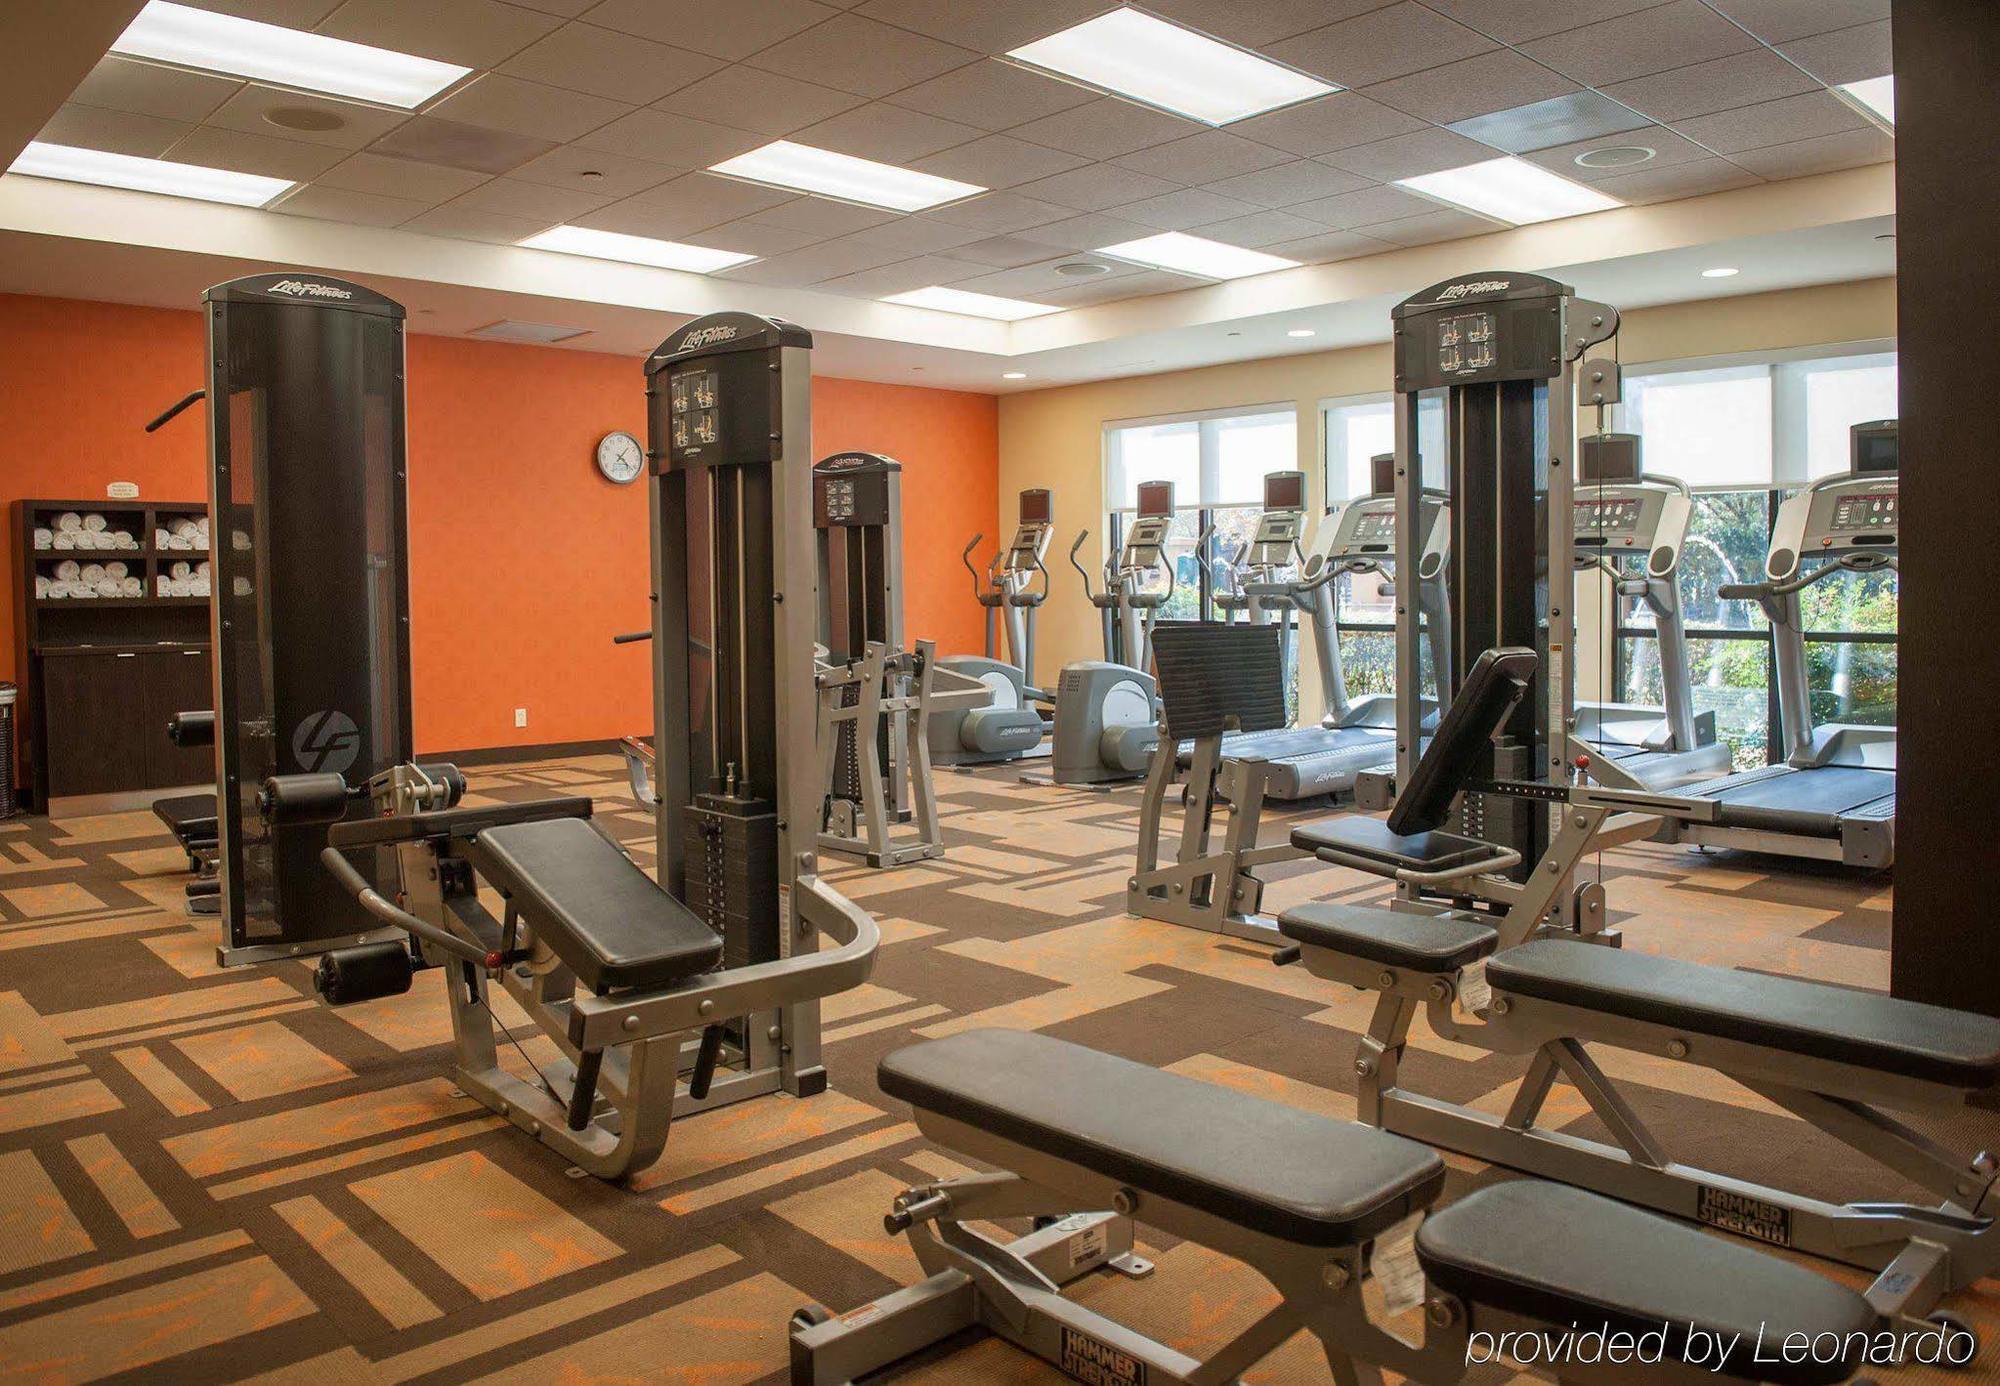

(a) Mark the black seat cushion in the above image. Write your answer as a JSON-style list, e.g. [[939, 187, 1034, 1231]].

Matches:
[[1277, 902, 1498, 974], [1488, 940, 2000, 1090], [468, 818, 721, 994], [1418, 1181, 1875, 1385], [154, 792, 217, 842], [1292, 816, 1499, 873], [880, 1029, 1443, 1247]]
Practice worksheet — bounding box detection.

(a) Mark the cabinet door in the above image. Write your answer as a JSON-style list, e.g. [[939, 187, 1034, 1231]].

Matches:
[[41, 653, 149, 797], [142, 648, 215, 788]]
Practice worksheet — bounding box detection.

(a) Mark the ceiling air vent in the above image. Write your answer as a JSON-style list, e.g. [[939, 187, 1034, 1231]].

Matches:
[[467, 320, 591, 344]]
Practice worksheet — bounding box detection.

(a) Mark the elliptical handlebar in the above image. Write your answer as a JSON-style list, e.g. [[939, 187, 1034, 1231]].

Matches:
[[959, 534, 986, 602], [1068, 529, 1095, 601]]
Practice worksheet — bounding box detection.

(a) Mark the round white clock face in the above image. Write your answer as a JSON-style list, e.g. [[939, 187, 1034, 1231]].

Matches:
[[596, 431, 644, 484]]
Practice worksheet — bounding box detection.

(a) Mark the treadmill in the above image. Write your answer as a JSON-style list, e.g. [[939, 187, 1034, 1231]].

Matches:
[[1193, 463, 1452, 800], [1671, 420, 1899, 867], [1568, 432, 1732, 790]]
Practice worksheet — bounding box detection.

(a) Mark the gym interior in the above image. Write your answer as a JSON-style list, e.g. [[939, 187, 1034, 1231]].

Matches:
[[0, 2, 1993, 1382]]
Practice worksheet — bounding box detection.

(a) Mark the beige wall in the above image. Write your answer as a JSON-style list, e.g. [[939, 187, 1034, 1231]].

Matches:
[[997, 276, 1898, 712]]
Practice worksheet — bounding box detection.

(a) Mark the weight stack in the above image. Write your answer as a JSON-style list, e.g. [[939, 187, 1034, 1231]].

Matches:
[[0, 683, 16, 819], [682, 792, 780, 967]]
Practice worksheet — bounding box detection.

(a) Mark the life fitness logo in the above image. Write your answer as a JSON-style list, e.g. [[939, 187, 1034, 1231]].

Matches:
[[681, 323, 739, 349], [1434, 279, 1511, 302], [292, 711, 361, 775], [266, 279, 354, 300]]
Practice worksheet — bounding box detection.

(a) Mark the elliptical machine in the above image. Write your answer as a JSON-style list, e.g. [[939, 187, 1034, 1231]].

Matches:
[[1040, 480, 1188, 787], [927, 489, 1054, 767]]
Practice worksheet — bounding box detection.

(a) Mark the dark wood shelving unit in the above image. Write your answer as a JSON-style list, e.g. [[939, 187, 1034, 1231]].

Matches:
[[13, 498, 215, 810]]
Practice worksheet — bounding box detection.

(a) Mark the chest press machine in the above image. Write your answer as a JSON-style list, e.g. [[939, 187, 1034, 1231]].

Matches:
[[291, 314, 878, 1182]]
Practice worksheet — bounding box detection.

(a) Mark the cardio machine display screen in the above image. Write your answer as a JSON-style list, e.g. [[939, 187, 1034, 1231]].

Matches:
[[1437, 311, 1496, 374], [1574, 497, 1642, 536], [668, 367, 720, 456], [1349, 511, 1395, 543], [1136, 480, 1172, 517], [1018, 489, 1052, 524], [1263, 472, 1304, 511], [1831, 491, 1898, 531]]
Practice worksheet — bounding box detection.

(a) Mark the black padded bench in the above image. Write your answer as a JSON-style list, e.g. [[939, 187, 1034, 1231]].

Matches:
[[1279, 901, 1500, 974], [1488, 939, 2000, 1090], [882, 1028, 1443, 1246], [153, 792, 217, 859], [1292, 817, 1506, 874], [464, 817, 722, 995]]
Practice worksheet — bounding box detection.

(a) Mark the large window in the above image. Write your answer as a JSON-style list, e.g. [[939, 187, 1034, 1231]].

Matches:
[[1609, 348, 1899, 768]]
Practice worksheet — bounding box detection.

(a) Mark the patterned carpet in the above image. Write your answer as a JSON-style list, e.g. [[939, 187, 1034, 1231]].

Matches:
[[0, 751, 1991, 1384]]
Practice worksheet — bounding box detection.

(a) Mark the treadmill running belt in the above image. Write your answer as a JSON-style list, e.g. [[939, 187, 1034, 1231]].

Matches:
[[1178, 727, 1363, 767], [1706, 765, 1894, 836]]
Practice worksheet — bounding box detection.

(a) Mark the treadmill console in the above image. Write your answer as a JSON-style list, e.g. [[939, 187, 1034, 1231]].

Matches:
[[1123, 480, 1175, 567], [1766, 419, 1900, 579], [1004, 488, 1054, 573], [1246, 470, 1306, 566]]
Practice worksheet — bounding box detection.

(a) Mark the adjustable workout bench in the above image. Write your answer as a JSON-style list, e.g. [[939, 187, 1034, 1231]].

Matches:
[[1273, 649, 2000, 1344], [279, 762, 879, 1181], [792, 1029, 1880, 1384], [153, 710, 220, 913]]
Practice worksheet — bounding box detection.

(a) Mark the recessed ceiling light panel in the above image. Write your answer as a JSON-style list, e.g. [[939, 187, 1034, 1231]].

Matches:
[[7, 141, 294, 207], [883, 287, 1058, 321], [1095, 232, 1299, 280], [710, 141, 983, 213], [1397, 156, 1620, 225], [1838, 75, 1895, 126], [520, 225, 757, 273], [112, 1, 470, 109], [1006, 7, 1336, 125]]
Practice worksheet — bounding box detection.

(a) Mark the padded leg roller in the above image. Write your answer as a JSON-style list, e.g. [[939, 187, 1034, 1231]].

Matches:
[[314, 941, 414, 1004]]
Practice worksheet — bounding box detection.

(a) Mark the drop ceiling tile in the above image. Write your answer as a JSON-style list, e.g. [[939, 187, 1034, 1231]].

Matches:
[[1319, 127, 1498, 181], [68, 58, 239, 124], [837, 216, 990, 256], [1272, 3, 1497, 88], [1033, 268, 1199, 306], [1522, 0, 1759, 87], [1354, 206, 1502, 246], [404, 202, 556, 242], [1021, 211, 1158, 252], [798, 104, 984, 164], [1011, 163, 1181, 212], [593, 171, 799, 235], [1190, 208, 1330, 248], [196, 0, 344, 22], [446, 176, 613, 221], [1141, 0, 1387, 47], [911, 134, 1089, 189], [203, 87, 411, 150], [1419, 0, 1665, 44], [369, 117, 558, 174], [681, 219, 823, 256], [1704, 0, 1888, 44], [708, 255, 838, 286], [166, 125, 346, 180], [850, 0, 1112, 54], [1262, 227, 1392, 262], [748, 15, 979, 98], [1588, 155, 1762, 203], [499, 23, 723, 104], [317, 0, 561, 68], [508, 143, 679, 196], [1200, 159, 1372, 207], [1290, 183, 1437, 229], [509, 0, 596, 13], [1672, 91, 1868, 156], [574, 108, 765, 166], [1005, 99, 1203, 161], [1724, 126, 1893, 179], [951, 256, 1143, 296], [1106, 188, 1260, 231], [947, 234, 1070, 267], [1522, 126, 1710, 182], [746, 196, 898, 235], [428, 74, 631, 144], [273, 184, 428, 226], [814, 254, 990, 295], [1600, 49, 1819, 124], [36, 104, 190, 158], [1229, 92, 1426, 157], [919, 191, 1073, 232], [1114, 131, 1292, 185], [316, 151, 493, 201], [714, 236, 911, 284], [654, 68, 865, 137], [1778, 21, 1893, 87], [1449, 90, 1654, 154], [582, 0, 836, 60], [885, 60, 1096, 130], [1364, 49, 1578, 126]]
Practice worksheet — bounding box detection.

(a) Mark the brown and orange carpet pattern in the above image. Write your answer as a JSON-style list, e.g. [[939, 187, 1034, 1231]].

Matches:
[[0, 752, 1992, 1383]]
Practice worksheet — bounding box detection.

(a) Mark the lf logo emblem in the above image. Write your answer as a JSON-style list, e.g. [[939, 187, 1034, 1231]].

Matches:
[[292, 710, 360, 775]]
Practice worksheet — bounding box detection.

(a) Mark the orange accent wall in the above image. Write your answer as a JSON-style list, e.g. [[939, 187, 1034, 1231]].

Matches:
[[1, 292, 997, 762]]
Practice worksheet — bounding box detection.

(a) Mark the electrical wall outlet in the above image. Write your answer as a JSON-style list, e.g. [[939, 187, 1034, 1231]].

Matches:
[[514, 707, 528, 728]]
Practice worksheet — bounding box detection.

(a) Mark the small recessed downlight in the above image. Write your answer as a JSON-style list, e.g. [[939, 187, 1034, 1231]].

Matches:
[[1574, 145, 1655, 169], [1702, 266, 1740, 279], [264, 105, 346, 132], [1054, 261, 1111, 278], [1002, 372, 1027, 380], [1287, 328, 1315, 338]]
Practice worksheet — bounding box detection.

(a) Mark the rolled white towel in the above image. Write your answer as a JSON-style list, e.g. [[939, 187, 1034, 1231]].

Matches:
[[155, 528, 171, 548], [170, 517, 197, 538], [170, 561, 191, 581], [55, 511, 82, 532], [45, 581, 68, 599], [233, 575, 252, 598], [191, 578, 211, 598], [34, 576, 50, 599], [195, 559, 210, 578], [52, 531, 75, 550], [166, 578, 188, 597], [95, 578, 121, 597], [113, 530, 135, 549], [82, 512, 107, 532], [232, 529, 251, 552], [156, 574, 170, 596], [56, 560, 80, 582], [104, 561, 128, 580], [33, 527, 52, 550], [80, 563, 106, 585], [121, 575, 142, 597], [70, 532, 95, 550], [171, 535, 191, 550], [73, 584, 97, 599]]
